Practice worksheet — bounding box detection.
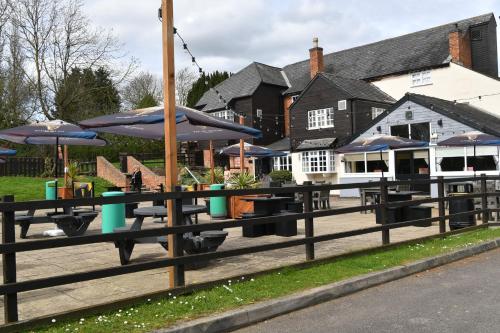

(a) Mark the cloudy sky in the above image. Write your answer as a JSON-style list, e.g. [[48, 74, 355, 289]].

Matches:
[[84, 0, 500, 77]]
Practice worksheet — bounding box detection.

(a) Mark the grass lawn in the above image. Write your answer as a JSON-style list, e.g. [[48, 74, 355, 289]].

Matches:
[[30, 228, 500, 333], [0, 176, 113, 202]]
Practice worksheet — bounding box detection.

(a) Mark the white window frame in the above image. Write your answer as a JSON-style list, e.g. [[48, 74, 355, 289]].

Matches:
[[410, 70, 432, 87], [371, 107, 385, 119], [256, 109, 263, 118], [301, 150, 335, 173], [211, 110, 235, 121], [343, 152, 389, 175], [273, 154, 292, 171], [307, 108, 334, 130], [338, 100, 347, 111]]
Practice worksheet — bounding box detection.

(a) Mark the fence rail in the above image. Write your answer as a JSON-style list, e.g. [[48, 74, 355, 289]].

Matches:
[[0, 158, 96, 177], [1, 174, 499, 325]]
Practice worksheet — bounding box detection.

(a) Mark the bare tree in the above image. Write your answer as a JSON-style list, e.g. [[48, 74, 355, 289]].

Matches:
[[121, 71, 163, 110], [176, 67, 197, 106], [9, 0, 134, 120]]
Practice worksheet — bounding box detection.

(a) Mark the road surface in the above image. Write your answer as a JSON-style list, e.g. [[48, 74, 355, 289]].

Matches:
[[235, 247, 500, 333]]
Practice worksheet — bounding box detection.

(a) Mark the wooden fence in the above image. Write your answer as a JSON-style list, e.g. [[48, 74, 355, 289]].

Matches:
[[0, 158, 96, 177], [0, 175, 498, 328]]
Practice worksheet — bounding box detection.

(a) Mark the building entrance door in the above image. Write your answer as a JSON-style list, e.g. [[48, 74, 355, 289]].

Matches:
[[395, 149, 430, 193]]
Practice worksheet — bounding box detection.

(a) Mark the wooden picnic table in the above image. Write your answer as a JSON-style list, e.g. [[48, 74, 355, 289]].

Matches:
[[114, 205, 207, 265]]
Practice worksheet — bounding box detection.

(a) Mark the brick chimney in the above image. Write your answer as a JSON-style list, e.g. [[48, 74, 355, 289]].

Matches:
[[448, 28, 472, 68], [309, 37, 324, 79]]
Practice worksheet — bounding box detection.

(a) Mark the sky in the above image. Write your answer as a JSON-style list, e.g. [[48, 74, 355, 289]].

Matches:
[[84, 0, 500, 77]]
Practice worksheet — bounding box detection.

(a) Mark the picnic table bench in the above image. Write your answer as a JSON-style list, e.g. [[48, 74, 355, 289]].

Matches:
[[114, 205, 228, 265], [15, 208, 98, 238]]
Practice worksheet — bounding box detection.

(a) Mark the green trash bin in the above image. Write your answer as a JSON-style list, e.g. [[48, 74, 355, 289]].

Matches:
[[45, 181, 57, 200], [209, 184, 227, 219], [101, 191, 126, 233]]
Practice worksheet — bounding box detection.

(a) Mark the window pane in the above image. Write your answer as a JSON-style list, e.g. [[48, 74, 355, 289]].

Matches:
[[391, 125, 409, 138], [467, 156, 497, 171], [410, 123, 430, 141], [440, 157, 465, 171]]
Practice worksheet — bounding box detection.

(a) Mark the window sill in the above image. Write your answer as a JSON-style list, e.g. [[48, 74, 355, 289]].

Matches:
[[307, 126, 334, 130], [410, 83, 433, 88], [303, 171, 336, 174]]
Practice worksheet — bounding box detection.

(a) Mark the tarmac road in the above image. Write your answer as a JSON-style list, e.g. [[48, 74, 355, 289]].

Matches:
[[234, 247, 500, 333]]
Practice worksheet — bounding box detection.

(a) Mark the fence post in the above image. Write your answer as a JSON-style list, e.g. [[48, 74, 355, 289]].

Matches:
[[302, 183, 314, 261], [169, 186, 185, 287], [437, 176, 446, 233], [2, 195, 18, 323], [481, 174, 488, 224], [379, 177, 390, 245]]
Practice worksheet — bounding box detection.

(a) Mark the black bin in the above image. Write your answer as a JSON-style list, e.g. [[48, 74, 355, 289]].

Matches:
[[449, 196, 476, 230]]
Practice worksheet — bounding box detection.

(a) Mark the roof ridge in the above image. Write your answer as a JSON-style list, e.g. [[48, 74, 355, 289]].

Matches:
[[283, 12, 493, 70]]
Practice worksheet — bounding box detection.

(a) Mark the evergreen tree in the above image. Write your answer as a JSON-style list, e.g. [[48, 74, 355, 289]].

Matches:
[[55, 67, 121, 122], [186, 71, 230, 108]]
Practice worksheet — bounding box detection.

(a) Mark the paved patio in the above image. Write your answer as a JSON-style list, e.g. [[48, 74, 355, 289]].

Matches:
[[0, 198, 441, 323]]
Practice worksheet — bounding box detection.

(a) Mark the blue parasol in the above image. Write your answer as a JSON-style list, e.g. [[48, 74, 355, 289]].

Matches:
[[221, 142, 286, 158], [79, 105, 262, 140], [0, 148, 16, 156]]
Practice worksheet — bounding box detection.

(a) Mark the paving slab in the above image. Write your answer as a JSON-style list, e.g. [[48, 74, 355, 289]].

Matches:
[[0, 198, 441, 323]]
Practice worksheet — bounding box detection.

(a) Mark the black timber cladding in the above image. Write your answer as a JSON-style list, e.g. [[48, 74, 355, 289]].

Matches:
[[470, 16, 498, 77], [289, 75, 394, 151]]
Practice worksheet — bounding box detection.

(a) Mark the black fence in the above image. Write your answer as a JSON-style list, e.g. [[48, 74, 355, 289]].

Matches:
[[0, 175, 498, 326], [0, 158, 96, 177]]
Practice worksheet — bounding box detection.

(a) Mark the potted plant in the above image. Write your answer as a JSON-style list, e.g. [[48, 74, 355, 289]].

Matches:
[[226, 172, 261, 219], [58, 161, 79, 199]]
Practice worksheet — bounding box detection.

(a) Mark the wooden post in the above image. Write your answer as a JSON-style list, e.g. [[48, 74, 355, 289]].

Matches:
[[209, 140, 215, 184], [379, 177, 390, 245], [481, 173, 488, 224], [161, 0, 183, 288], [303, 182, 314, 260], [239, 115, 245, 173], [2, 195, 18, 323], [437, 176, 446, 233]]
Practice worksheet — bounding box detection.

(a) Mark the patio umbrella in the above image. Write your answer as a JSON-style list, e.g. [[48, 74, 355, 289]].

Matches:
[[336, 134, 428, 177], [437, 131, 500, 175], [0, 120, 105, 182], [80, 105, 262, 183], [221, 142, 286, 158], [79, 105, 262, 140]]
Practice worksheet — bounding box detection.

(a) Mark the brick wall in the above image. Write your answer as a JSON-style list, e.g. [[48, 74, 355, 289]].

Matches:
[[126, 156, 165, 190], [96, 156, 127, 187], [449, 31, 472, 68], [283, 95, 293, 137]]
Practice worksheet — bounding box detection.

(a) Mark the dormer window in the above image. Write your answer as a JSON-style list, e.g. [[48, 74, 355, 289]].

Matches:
[[411, 70, 432, 87]]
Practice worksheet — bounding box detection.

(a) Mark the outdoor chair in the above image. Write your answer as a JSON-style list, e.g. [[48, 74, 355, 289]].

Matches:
[[313, 189, 331, 210]]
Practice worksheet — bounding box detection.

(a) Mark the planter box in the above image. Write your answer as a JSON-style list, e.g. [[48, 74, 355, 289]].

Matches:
[[227, 195, 257, 219], [57, 187, 74, 199]]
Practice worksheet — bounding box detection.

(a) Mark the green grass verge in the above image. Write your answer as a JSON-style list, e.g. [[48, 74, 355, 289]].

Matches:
[[0, 176, 113, 202], [28, 228, 500, 333]]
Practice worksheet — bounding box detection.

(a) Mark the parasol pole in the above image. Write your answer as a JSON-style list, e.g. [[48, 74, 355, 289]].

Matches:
[[209, 140, 215, 183], [161, 0, 181, 288], [64, 145, 69, 186], [239, 115, 245, 173]]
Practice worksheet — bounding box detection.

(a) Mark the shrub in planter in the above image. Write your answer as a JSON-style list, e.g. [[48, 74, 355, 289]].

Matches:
[[269, 170, 292, 183], [226, 172, 261, 218]]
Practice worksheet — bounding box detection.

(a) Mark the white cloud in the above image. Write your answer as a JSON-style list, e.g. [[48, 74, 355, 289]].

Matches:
[[85, 0, 500, 77]]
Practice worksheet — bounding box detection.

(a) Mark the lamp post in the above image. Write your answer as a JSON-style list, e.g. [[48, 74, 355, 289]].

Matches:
[[161, 0, 181, 288]]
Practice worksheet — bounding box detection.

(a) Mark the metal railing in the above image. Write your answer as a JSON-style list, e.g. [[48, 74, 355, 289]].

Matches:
[[0, 174, 498, 325]]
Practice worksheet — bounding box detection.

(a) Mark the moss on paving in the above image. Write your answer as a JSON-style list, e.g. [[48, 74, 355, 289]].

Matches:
[[29, 228, 500, 333], [0, 176, 113, 202]]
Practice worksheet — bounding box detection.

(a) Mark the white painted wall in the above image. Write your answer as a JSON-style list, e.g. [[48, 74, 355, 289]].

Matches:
[[291, 152, 340, 195], [372, 63, 500, 117]]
